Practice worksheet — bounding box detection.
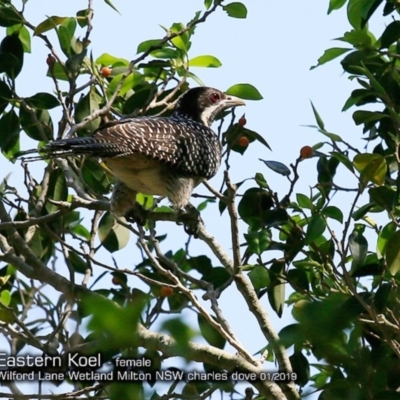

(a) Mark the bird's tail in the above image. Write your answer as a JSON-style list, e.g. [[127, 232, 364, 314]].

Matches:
[[16, 137, 129, 161]]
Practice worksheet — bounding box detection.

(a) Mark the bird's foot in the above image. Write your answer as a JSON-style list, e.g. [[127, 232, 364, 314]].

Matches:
[[176, 205, 203, 237], [125, 203, 148, 226]]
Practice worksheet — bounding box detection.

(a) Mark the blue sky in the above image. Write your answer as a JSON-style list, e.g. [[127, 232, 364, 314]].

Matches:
[[0, 1, 387, 398]]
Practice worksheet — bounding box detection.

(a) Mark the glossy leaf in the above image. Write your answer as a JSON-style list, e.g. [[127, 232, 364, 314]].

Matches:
[[170, 23, 189, 52], [226, 83, 262, 100], [328, 0, 347, 13], [385, 230, 400, 275], [223, 2, 247, 18], [0, 33, 23, 78], [304, 215, 326, 245], [322, 206, 343, 223], [297, 194, 313, 210], [347, 0, 378, 29], [198, 314, 226, 349], [268, 283, 285, 317], [0, 290, 11, 307], [0, 110, 19, 158], [98, 212, 130, 253], [353, 153, 387, 186], [259, 159, 291, 176], [103, 0, 120, 14], [287, 269, 309, 292], [248, 265, 270, 290], [244, 230, 271, 255], [331, 151, 354, 172], [377, 222, 396, 258], [7, 24, 31, 53], [19, 108, 53, 141], [34, 16, 67, 35], [25, 93, 60, 110], [45, 169, 68, 214], [310, 101, 325, 129], [204, 0, 213, 9], [188, 55, 221, 68], [0, 5, 24, 27], [311, 47, 351, 69], [68, 251, 88, 274], [349, 228, 368, 269], [380, 20, 400, 48], [289, 351, 310, 387], [0, 80, 11, 114], [374, 283, 391, 312]]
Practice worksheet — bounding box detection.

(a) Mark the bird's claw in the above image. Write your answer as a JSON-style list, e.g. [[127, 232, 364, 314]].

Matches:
[[176, 206, 203, 238], [125, 203, 148, 226]]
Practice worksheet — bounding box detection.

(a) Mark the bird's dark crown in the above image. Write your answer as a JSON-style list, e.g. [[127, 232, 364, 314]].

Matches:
[[172, 87, 244, 127]]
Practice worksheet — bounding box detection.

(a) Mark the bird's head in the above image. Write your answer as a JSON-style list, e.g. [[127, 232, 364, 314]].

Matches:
[[173, 87, 245, 127]]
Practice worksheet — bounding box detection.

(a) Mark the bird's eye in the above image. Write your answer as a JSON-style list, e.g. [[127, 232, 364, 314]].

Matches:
[[210, 92, 221, 103]]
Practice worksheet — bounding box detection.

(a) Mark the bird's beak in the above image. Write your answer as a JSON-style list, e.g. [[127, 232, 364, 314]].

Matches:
[[223, 94, 246, 108]]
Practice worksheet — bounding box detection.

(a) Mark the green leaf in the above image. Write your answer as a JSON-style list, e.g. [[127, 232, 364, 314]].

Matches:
[[57, 18, 76, 56], [204, 0, 213, 9], [198, 314, 226, 349], [310, 47, 351, 69], [349, 227, 368, 269], [353, 110, 386, 125], [238, 187, 273, 229], [0, 110, 19, 158], [331, 151, 354, 173], [75, 88, 101, 132], [103, 0, 120, 14], [170, 23, 189, 52], [137, 39, 163, 54], [380, 20, 400, 49], [188, 55, 222, 68], [347, 0, 378, 29], [25, 93, 60, 110], [287, 269, 309, 292], [259, 159, 291, 176], [322, 206, 343, 223], [297, 194, 313, 210], [0, 80, 11, 114], [76, 9, 89, 28], [68, 251, 88, 274], [226, 83, 262, 100], [353, 153, 387, 186], [374, 283, 391, 312], [385, 230, 400, 275], [268, 283, 285, 317], [45, 169, 68, 214], [7, 25, 31, 53], [98, 212, 130, 253], [244, 230, 271, 255], [96, 53, 129, 67], [289, 351, 310, 387], [34, 16, 67, 35], [20, 108, 53, 141], [223, 2, 247, 18], [310, 101, 325, 130], [377, 222, 396, 258], [328, 0, 347, 14], [304, 215, 326, 245], [0, 290, 11, 307], [248, 265, 270, 290], [0, 5, 24, 27], [255, 172, 268, 188], [369, 186, 396, 210], [107, 72, 144, 97], [0, 33, 23, 79]]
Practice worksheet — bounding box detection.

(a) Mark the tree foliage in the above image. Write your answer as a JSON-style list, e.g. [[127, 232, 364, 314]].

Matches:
[[0, 0, 400, 399]]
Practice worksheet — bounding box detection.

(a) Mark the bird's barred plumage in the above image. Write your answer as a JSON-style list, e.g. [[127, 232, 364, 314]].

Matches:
[[47, 113, 221, 179], [21, 87, 245, 217]]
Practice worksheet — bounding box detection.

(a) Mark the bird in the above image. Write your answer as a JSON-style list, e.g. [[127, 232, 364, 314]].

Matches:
[[20, 87, 245, 232]]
